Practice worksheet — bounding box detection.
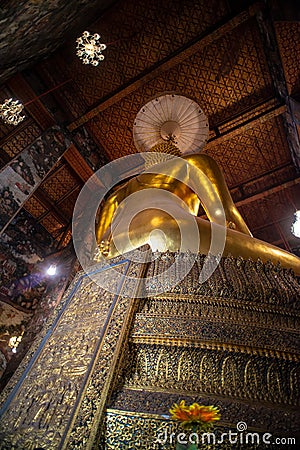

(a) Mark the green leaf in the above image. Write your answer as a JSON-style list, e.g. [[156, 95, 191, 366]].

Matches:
[[187, 444, 198, 450], [175, 444, 189, 450], [175, 444, 198, 450]]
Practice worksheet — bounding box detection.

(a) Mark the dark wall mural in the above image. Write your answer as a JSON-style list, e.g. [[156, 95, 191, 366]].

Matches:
[[0, 210, 54, 308], [71, 125, 109, 171], [0, 125, 70, 233], [0, 209, 76, 381]]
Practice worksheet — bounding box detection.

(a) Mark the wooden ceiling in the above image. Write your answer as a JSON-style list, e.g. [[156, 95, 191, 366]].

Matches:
[[0, 0, 299, 254]]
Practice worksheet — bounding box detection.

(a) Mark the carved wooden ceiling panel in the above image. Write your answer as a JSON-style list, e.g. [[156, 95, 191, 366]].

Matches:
[[21, 158, 84, 240], [42, 166, 79, 202], [40, 214, 64, 237], [55, 0, 229, 110], [74, 16, 275, 163], [46, 14, 274, 129], [1, 121, 41, 159], [275, 22, 300, 97], [205, 115, 291, 187], [23, 196, 47, 219], [239, 183, 300, 254]]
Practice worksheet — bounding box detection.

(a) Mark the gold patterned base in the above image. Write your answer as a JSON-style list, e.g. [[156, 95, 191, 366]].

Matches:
[[0, 252, 299, 449], [102, 409, 289, 449]]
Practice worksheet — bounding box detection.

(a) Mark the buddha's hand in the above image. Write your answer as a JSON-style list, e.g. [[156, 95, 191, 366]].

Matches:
[[226, 221, 236, 230], [99, 239, 110, 257]]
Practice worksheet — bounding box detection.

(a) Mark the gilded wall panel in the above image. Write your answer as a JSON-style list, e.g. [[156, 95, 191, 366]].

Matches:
[[132, 315, 299, 353], [0, 272, 112, 448], [124, 344, 299, 406], [0, 258, 143, 450], [137, 297, 299, 330], [102, 409, 294, 449], [109, 389, 299, 434], [0, 253, 298, 448]]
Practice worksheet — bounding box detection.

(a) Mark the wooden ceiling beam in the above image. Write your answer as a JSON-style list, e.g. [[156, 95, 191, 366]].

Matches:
[[63, 144, 94, 183], [56, 184, 81, 206], [256, 6, 300, 169], [8, 73, 55, 131], [252, 215, 294, 233], [230, 162, 293, 191], [234, 177, 300, 207], [56, 222, 72, 250], [205, 101, 285, 149], [67, 2, 263, 132], [33, 188, 70, 224]]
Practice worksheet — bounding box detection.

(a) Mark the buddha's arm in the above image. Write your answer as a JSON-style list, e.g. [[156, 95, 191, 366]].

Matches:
[[103, 208, 300, 275], [185, 154, 252, 236], [96, 186, 126, 243]]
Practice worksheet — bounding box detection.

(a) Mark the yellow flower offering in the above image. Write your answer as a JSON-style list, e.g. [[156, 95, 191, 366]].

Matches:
[[169, 400, 221, 428]]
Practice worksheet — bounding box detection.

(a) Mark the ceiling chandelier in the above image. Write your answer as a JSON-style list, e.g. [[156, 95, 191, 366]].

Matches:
[[76, 31, 106, 66], [0, 80, 71, 127], [291, 210, 300, 238], [0, 98, 25, 126]]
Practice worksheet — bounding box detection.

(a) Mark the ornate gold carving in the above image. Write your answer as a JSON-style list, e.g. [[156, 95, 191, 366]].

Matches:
[[108, 389, 299, 434], [134, 301, 300, 329], [124, 344, 299, 406], [131, 313, 300, 354], [102, 408, 297, 449], [0, 258, 146, 449], [130, 337, 299, 362], [103, 409, 180, 449], [0, 272, 113, 448], [0, 253, 299, 448]]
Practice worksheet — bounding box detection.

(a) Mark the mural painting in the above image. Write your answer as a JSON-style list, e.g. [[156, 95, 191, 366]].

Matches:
[[0, 209, 76, 383], [72, 125, 108, 171], [0, 126, 69, 232]]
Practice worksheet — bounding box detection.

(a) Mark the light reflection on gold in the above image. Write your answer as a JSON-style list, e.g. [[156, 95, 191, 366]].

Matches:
[[150, 217, 164, 227]]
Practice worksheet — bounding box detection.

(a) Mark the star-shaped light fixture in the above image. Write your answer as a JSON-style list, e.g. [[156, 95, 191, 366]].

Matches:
[[0, 98, 25, 126], [76, 31, 106, 66], [291, 210, 300, 238]]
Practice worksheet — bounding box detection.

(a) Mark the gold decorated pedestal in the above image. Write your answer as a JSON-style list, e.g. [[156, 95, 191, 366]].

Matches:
[[0, 251, 299, 449]]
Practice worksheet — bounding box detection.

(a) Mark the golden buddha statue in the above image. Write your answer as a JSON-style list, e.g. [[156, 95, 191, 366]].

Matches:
[[96, 95, 300, 276]]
